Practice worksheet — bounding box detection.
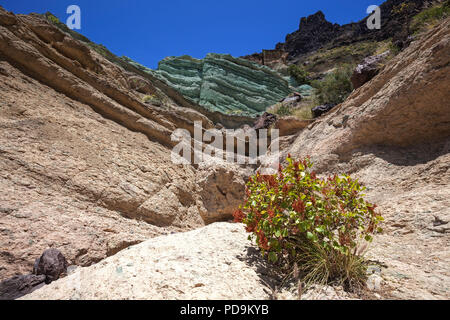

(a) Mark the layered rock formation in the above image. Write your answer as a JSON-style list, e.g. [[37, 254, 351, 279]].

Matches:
[[152, 54, 294, 116]]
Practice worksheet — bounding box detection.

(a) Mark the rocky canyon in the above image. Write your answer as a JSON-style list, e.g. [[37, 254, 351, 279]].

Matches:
[[0, 0, 449, 301]]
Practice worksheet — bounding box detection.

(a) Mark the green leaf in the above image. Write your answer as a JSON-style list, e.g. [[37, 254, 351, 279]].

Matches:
[[307, 232, 314, 240], [268, 252, 278, 263]]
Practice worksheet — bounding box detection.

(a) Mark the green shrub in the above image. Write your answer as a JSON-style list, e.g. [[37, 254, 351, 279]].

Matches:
[[288, 65, 310, 85], [411, 1, 450, 33], [273, 103, 292, 116], [312, 64, 354, 105], [234, 156, 383, 288]]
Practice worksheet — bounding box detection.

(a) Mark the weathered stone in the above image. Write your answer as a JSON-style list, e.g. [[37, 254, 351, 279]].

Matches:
[[284, 19, 450, 299], [21, 223, 357, 300], [253, 112, 277, 130], [196, 163, 251, 224], [0, 274, 46, 300], [0, 10, 17, 26], [367, 274, 384, 292], [0, 8, 249, 280], [33, 249, 68, 284], [152, 54, 294, 116]]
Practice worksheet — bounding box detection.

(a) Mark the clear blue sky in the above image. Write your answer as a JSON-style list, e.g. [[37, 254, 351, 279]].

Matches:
[[1, 0, 384, 68]]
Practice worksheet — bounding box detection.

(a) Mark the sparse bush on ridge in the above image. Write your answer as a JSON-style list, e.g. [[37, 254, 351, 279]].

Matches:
[[411, 1, 450, 34], [234, 156, 383, 289]]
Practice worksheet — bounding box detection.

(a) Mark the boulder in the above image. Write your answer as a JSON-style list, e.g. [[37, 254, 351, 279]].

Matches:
[[197, 164, 249, 224], [351, 51, 390, 89], [312, 104, 336, 118], [33, 249, 68, 284], [0, 274, 46, 300], [279, 92, 302, 105], [275, 1, 429, 60]]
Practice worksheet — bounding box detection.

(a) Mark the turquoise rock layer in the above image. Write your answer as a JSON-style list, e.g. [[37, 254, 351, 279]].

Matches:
[[152, 54, 294, 116]]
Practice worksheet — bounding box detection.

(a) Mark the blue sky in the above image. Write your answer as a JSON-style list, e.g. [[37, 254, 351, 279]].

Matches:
[[1, 0, 384, 69]]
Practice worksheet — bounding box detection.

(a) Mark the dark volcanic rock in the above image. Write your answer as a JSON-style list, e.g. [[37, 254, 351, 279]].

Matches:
[[351, 51, 390, 89], [33, 248, 68, 284], [271, 0, 427, 60], [312, 104, 336, 118], [0, 274, 46, 300], [253, 112, 277, 130]]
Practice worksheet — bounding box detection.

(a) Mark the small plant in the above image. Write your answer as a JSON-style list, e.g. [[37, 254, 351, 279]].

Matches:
[[142, 94, 162, 106], [234, 156, 383, 289], [288, 65, 310, 85], [312, 64, 354, 105]]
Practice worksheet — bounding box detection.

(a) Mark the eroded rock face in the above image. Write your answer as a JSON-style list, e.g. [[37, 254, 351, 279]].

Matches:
[[274, 117, 313, 136], [197, 163, 252, 224], [153, 54, 293, 116], [245, 0, 428, 66], [0, 7, 248, 281]]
